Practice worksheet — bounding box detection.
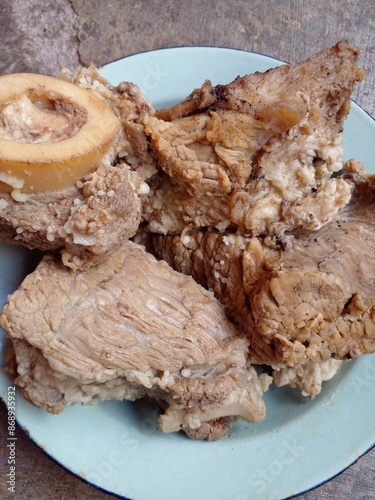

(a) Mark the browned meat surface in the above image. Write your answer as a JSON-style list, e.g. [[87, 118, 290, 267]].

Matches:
[[0, 241, 271, 440], [0, 66, 157, 270], [152, 161, 375, 375], [143, 41, 364, 237]]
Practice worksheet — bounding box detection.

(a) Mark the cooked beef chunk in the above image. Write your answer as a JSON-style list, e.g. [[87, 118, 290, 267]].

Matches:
[[0, 161, 143, 270], [152, 162, 375, 374], [0, 241, 271, 440], [143, 41, 364, 237]]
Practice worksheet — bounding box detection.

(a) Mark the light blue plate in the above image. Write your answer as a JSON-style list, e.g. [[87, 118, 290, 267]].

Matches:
[[1, 47, 375, 500]]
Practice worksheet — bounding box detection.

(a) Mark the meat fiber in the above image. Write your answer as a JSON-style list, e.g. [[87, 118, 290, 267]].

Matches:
[[0, 65, 157, 270], [152, 161, 375, 384], [143, 41, 364, 237], [0, 241, 271, 440]]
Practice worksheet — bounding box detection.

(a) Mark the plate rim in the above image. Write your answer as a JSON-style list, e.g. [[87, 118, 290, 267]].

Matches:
[[101, 44, 289, 69]]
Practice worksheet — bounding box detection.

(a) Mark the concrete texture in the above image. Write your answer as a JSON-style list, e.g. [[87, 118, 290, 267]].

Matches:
[[0, 1, 374, 499], [0, 0, 80, 75], [1, 0, 374, 115]]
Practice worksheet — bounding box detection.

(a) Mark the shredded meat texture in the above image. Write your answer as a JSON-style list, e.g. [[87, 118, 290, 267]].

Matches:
[[152, 162, 375, 376], [0, 241, 271, 440], [143, 40, 364, 236], [0, 65, 156, 270]]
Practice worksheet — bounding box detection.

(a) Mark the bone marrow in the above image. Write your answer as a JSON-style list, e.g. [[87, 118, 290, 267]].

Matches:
[[0, 73, 121, 193]]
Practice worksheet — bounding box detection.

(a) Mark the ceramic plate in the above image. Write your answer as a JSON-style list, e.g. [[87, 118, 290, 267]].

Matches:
[[1, 47, 375, 500]]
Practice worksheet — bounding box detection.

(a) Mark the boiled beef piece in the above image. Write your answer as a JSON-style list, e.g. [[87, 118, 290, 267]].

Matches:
[[152, 161, 375, 391], [0, 162, 143, 271], [0, 241, 271, 440], [143, 41, 364, 237]]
